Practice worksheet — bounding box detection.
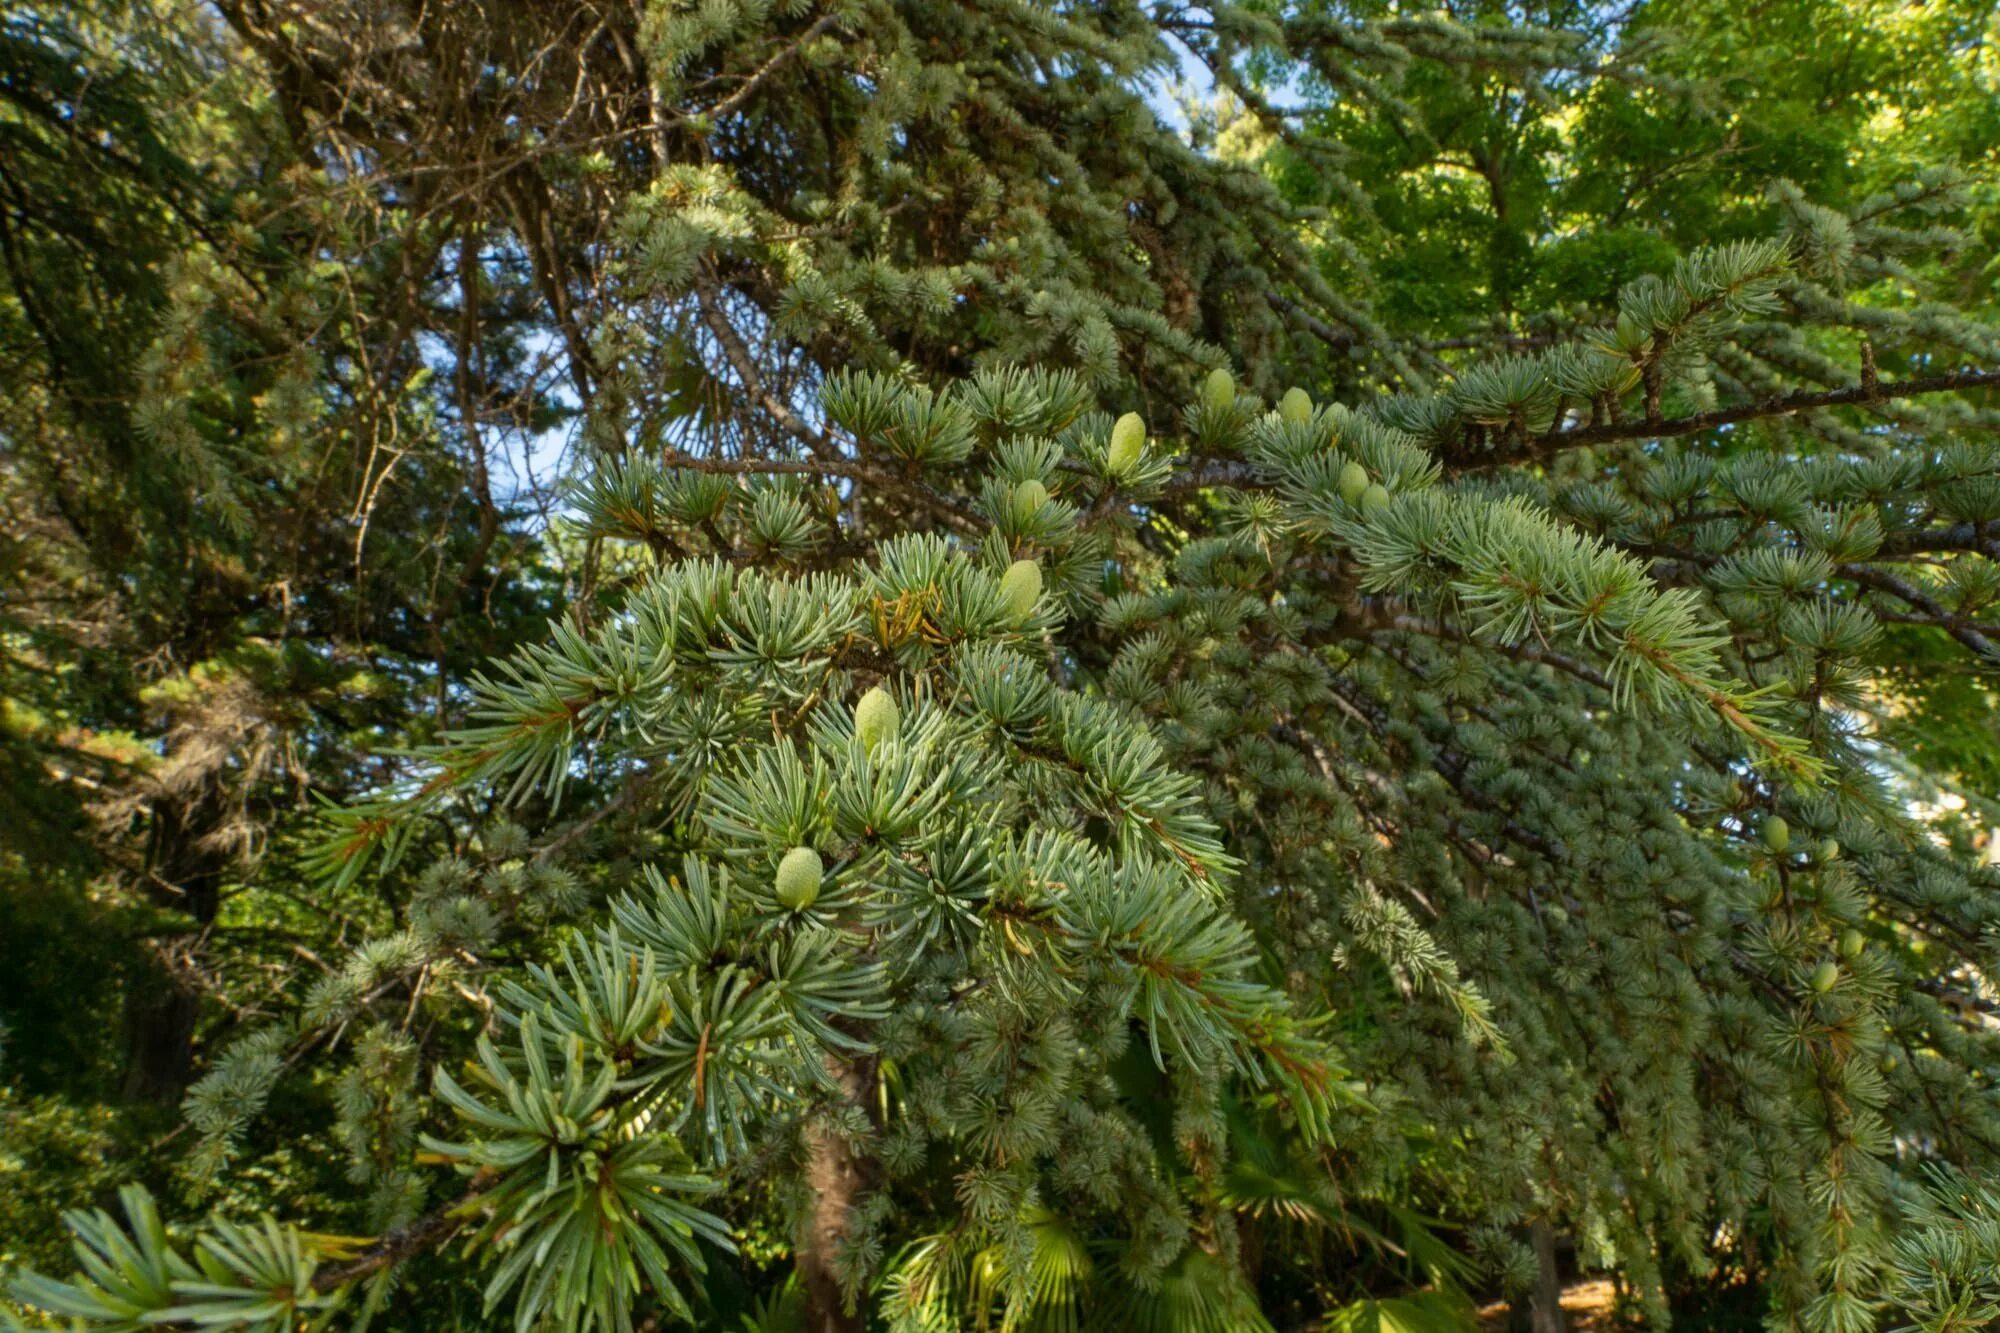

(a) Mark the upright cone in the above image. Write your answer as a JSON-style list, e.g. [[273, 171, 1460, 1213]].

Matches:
[[1000, 560, 1042, 623], [1108, 412, 1146, 476]]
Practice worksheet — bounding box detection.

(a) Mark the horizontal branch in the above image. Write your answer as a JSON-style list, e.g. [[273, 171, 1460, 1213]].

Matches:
[[1456, 366, 2000, 468], [655, 451, 850, 478], [1161, 367, 2000, 498], [1838, 564, 2000, 664], [1878, 518, 2000, 559], [1871, 608, 2000, 637]]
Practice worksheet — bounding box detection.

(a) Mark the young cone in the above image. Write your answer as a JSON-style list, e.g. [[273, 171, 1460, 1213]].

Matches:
[[1202, 367, 1236, 411], [854, 687, 901, 753], [1012, 479, 1049, 521], [1000, 560, 1042, 623], [775, 846, 824, 911], [1338, 461, 1370, 506], [1107, 412, 1146, 476]]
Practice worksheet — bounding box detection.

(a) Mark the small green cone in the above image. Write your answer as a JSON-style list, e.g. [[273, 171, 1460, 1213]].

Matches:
[[1000, 560, 1042, 623], [1614, 311, 1652, 355], [1011, 478, 1048, 521], [1818, 838, 1840, 862], [1839, 928, 1864, 959], [775, 846, 823, 911], [1202, 367, 1235, 411], [1279, 387, 1313, 424], [1810, 959, 1838, 993], [855, 686, 900, 753], [1360, 482, 1390, 516], [1762, 816, 1790, 854], [1107, 412, 1146, 476], [1338, 461, 1369, 506]]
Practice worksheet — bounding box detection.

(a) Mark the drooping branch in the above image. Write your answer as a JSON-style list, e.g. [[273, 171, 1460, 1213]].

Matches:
[[1266, 290, 1357, 353]]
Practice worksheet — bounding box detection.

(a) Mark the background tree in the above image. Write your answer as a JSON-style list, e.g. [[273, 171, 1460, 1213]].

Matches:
[[2, 0, 560, 1253]]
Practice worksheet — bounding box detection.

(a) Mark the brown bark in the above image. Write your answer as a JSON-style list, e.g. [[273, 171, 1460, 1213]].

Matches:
[[797, 1053, 877, 1333]]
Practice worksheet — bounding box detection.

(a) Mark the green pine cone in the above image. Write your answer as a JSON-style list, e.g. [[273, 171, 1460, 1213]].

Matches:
[[1012, 478, 1048, 520], [855, 686, 900, 753], [1840, 928, 1864, 959], [1107, 411, 1146, 476], [775, 846, 823, 911], [1810, 959, 1838, 993], [1338, 461, 1369, 506], [1818, 838, 1840, 862], [1202, 366, 1236, 411], [1278, 387, 1313, 423], [1614, 310, 1653, 355], [1762, 816, 1790, 854], [1360, 482, 1390, 516], [1000, 559, 1042, 623]]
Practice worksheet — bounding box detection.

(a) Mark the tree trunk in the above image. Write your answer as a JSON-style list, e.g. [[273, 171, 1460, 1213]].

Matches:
[[1528, 1218, 1566, 1333], [797, 1053, 876, 1333], [120, 801, 222, 1102], [119, 968, 202, 1101]]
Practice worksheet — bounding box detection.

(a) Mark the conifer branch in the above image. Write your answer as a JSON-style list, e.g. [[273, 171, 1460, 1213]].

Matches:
[[1838, 564, 2000, 663], [1266, 291, 1356, 351], [1645, 535, 2000, 663], [699, 14, 841, 123], [1454, 366, 2000, 467], [692, 271, 983, 537], [1167, 367, 2000, 495], [1357, 604, 1615, 692], [307, 1175, 496, 1292], [19, 5, 2000, 1321], [1877, 519, 2000, 559]]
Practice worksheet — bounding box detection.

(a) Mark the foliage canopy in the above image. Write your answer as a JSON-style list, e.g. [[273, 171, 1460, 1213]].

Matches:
[[4, 2, 2000, 1331]]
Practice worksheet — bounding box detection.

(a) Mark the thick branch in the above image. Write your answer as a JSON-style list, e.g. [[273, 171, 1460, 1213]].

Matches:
[[1839, 564, 2000, 664], [1878, 519, 2000, 559]]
